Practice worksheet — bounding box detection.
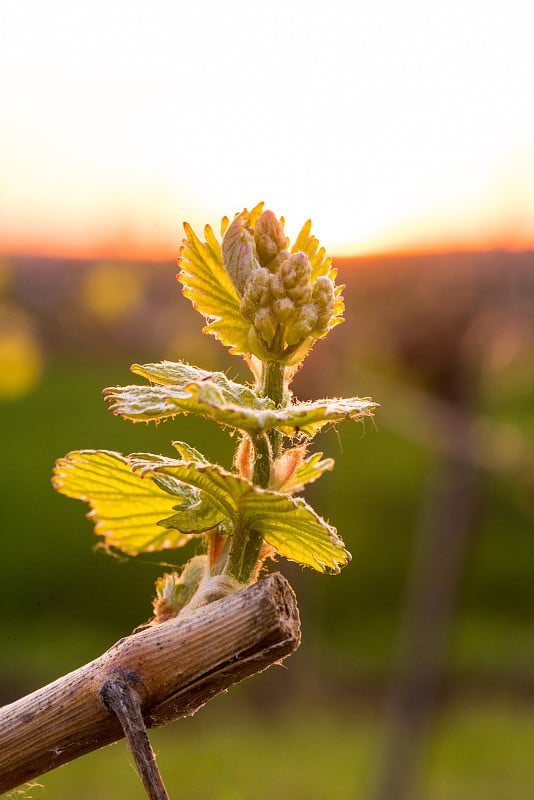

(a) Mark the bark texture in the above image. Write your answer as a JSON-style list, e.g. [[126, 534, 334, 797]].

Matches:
[[0, 572, 300, 793]]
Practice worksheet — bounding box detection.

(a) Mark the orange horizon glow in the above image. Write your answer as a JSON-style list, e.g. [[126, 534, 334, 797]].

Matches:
[[2, 221, 534, 263], [0, 230, 176, 263], [1, 207, 533, 263]]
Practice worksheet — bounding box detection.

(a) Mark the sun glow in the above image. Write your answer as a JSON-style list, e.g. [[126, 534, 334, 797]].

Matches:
[[1, 0, 533, 259]]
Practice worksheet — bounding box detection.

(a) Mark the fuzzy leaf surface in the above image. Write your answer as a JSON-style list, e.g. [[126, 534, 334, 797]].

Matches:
[[171, 441, 211, 462], [291, 219, 344, 331], [52, 450, 198, 554], [132, 457, 349, 572], [243, 490, 349, 572], [282, 452, 335, 493], [178, 222, 251, 354], [106, 380, 377, 435], [292, 218, 333, 280], [158, 496, 226, 534], [130, 457, 249, 519], [131, 361, 260, 406]]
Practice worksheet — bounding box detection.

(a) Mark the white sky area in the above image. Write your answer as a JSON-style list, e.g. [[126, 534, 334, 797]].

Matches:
[[1, 0, 533, 257]]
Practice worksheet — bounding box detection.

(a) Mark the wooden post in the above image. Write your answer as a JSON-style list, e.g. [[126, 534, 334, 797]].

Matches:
[[0, 573, 300, 794]]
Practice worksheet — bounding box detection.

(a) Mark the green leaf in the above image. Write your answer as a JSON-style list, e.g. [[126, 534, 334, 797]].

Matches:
[[178, 221, 251, 354], [270, 397, 378, 436], [158, 495, 226, 534], [52, 450, 198, 555], [243, 489, 349, 572], [123, 449, 228, 534], [104, 381, 269, 429], [292, 218, 333, 279], [133, 457, 349, 572], [170, 441, 210, 462], [283, 452, 335, 493], [131, 361, 260, 407], [130, 457, 249, 519], [105, 374, 377, 435], [104, 360, 277, 429]]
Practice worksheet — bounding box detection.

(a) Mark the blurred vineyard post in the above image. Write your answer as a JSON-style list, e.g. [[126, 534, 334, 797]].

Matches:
[[368, 252, 534, 799], [374, 390, 479, 800]]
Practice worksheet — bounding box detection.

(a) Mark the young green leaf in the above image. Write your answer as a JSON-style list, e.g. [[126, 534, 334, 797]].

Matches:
[[279, 451, 335, 493], [130, 457, 249, 519], [243, 489, 349, 572], [178, 222, 251, 354], [153, 556, 208, 622], [130, 361, 261, 407], [52, 450, 204, 554], [291, 218, 345, 331], [105, 375, 377, 435], [104, 381, 272, 429], [170, 441, 211, 462], [275, 397, 377, 435], [157, 495, 226, 534], [291, 218, 334, 280], [131, 457, 349, 572]]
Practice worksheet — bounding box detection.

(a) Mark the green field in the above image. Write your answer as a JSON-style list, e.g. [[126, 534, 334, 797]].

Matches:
[[9, 701, 534, 800]]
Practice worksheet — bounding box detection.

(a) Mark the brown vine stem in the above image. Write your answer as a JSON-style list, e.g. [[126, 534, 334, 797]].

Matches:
[[0, 572, 300, 794]]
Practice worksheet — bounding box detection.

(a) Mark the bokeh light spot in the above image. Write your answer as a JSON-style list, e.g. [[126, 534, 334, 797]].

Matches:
[[82, 262, 145, 322], [0, 308, 43, 400]]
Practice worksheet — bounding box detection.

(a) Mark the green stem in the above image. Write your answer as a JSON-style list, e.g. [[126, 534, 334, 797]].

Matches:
[[224, 521, 264, 585], [262, 361, 287, 459], [262, 361, 286, 406], [224, 433, 271, 584], [223, 360, 288, 586], [251, 432, 272, 487]]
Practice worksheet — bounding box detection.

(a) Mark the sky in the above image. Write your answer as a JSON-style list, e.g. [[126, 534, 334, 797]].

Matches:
[[1, 0, 533, 259]]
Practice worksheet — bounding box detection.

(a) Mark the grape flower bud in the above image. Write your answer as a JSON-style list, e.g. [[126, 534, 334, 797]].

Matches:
[[221, 207, 341, 363]]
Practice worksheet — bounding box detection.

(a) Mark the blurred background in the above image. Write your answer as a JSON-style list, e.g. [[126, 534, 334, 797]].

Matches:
[[1, 2, 534, 798]]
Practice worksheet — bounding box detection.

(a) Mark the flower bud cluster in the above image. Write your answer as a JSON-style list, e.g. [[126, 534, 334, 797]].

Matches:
[[222, 209, 336, 360]]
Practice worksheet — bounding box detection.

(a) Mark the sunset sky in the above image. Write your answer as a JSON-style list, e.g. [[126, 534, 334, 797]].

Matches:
[[1, 0, 533, 259]]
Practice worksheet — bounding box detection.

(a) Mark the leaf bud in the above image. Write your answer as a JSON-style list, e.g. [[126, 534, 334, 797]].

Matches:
[[152, 555, 207, 621], [270, 446, 306, 491], [222, 213, 261, 296]]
